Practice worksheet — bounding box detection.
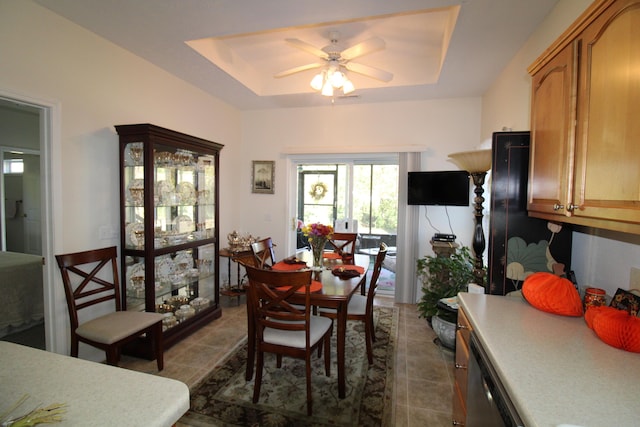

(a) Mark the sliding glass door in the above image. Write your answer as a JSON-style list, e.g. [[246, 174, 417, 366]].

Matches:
[[295, 159, 398, 252]]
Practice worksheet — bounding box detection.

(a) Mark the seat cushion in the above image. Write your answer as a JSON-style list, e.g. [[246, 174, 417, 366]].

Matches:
[[263, 316, 332, 348], [76, 311, 164, 344], [346, 294, 367, 315], [318, 294, 367, 316]]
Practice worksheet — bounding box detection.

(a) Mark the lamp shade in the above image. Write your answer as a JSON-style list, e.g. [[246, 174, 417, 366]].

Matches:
[[448, 149, 492, 173]]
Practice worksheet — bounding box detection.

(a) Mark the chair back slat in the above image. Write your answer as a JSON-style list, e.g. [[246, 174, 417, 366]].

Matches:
[[245, 265, 312, 335], [327, 232, 358, 257], [55, 246, 121, 329], [367, 243, 388, 304], [250, 237, 277, 269]]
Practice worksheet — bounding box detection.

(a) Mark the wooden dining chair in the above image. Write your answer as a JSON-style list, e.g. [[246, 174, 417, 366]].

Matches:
[[327, 232, 358, 258], [244, 264, 333, 416], [55, 246, 164, 370], [250, 237, 277, 268], [319, 243, 387, 364]]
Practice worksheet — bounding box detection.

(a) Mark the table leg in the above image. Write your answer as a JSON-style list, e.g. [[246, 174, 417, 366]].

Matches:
[[245, 299, 255, 381], [337, 301, 347, 398]]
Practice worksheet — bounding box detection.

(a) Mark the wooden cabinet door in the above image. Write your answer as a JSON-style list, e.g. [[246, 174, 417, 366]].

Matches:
[[452, 309, 472, 425], [572, 0, 640, 230], [528, 43, 578, 218]]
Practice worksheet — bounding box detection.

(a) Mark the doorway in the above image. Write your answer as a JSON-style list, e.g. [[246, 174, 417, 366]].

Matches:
[[294, 157, 398, 295], [0, 96, 48, 350]]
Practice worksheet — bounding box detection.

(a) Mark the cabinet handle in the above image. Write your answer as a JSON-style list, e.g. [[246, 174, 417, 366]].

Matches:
[[567, 204, 580, 212], [455, 363, 467, 370], [452, 421, 465, 426], [553, 203, 564, 211], [456, 323, 468, 330]]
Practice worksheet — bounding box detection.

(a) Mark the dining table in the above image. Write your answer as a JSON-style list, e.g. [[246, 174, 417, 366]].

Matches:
[[244, 250, 369, 399]]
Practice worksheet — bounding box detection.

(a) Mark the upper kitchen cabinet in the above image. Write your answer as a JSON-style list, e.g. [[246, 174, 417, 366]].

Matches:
[[116, 123, 223, 348], [528, 0, 640, 234], [528, 42, 577, 217]]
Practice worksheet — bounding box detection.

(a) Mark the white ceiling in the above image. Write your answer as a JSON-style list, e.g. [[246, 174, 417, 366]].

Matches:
[[35, 0, 560, 110]]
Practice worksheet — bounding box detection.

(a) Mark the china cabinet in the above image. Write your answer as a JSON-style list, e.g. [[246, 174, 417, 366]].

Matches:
[[116, 123, 223, 348], [528, 0, 640, 234]]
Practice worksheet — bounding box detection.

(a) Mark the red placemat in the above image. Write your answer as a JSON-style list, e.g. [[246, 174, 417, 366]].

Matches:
[[272, 261, 307, 271], [323, 252, 341, 259], [276, 280, 323, 293]]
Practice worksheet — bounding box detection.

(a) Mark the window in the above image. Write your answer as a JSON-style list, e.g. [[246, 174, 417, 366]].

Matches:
[[3, 158, 24, 174]]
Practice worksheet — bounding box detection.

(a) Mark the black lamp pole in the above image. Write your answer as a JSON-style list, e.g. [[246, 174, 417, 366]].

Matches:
[[470, 171, 487, 287]]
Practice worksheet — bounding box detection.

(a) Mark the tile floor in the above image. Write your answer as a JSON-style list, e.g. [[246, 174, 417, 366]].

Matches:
[[120, 295, 456, 427]]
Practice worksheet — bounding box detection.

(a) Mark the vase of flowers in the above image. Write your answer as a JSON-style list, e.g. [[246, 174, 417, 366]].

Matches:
[[301, 222, 333, 271]]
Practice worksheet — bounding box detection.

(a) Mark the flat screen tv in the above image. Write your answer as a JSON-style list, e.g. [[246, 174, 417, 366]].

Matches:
[[407, 170, 470, 206]]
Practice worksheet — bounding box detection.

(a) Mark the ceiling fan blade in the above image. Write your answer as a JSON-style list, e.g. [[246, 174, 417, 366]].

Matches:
[[274, 63, 323, 78], [345, 62, 393, 82], [285, 38, 328, 59], [340, 37, 386, 60]]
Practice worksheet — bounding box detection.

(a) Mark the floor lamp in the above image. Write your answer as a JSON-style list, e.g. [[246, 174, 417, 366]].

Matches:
[[448, 149, 492, 288]]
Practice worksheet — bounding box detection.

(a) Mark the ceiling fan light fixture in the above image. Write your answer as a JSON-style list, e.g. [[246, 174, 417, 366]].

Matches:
[[330, 71, 345, 88], [321, 80, 334, 96], [310, 72, 324, 91], [342, 79, 355, 95]]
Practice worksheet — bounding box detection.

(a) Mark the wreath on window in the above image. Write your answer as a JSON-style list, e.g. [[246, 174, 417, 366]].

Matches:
[[309, 182, 328, 201]]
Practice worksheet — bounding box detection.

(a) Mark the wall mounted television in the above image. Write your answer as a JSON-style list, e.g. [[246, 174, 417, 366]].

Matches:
[[407, 170, 470, 206]]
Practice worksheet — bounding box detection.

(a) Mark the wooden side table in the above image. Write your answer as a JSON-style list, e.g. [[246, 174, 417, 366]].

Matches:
[[219, 248, 252, 305]]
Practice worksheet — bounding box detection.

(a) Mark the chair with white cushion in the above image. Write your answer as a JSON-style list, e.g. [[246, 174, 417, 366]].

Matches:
[[245, 264, 332, 416], [55, 246, 164, 370], [319, 243, 387, 364]]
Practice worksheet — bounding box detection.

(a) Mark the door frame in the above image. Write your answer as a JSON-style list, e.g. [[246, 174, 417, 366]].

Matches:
[[0, 89, 62, 352]]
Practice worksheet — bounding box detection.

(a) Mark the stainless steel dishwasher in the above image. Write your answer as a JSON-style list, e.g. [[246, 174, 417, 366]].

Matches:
[[466, 334, 524, 427]]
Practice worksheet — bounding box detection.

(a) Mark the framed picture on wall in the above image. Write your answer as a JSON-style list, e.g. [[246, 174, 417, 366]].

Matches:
[[251, 160, 275, 194]]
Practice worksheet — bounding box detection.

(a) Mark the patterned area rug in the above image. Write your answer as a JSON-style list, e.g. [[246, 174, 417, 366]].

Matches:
[[374, 267, 395, 293], [182, 306, 397, 427]]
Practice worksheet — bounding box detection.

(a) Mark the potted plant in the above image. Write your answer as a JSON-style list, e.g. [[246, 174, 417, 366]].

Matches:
[[416, 246, 475, 348]]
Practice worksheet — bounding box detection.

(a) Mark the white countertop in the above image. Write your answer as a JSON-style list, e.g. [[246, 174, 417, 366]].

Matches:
[[458, 293, 640, 427], [0, 342, 189, 426]]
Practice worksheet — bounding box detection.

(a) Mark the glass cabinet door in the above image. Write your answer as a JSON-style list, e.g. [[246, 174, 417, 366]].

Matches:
[[153, 145, 216, 248], [123, 141, 145, 249], [117, 123, 222, 346], [124, 243, 216, 331]]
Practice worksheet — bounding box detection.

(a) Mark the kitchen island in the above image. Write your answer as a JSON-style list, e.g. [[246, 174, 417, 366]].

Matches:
[[458, 292, 640, 427], [0, 342, 189, 426]]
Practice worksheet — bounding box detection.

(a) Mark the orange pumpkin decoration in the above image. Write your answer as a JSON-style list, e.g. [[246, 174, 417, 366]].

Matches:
[[584, 305, 607, 329], [586, 305, 640, 353], [522, 272, 583, 317]]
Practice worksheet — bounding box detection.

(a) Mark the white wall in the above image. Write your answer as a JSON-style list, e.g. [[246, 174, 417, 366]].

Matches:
[[481, 0, 640, 296], [0, 0, 242, 357], [241, 98, 483, 270]]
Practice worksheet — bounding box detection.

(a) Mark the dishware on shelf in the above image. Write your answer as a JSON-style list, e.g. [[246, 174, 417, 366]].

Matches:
[[162, 312, 177, 330], [126, 222, 145, 247], [155, 256, 176, 280], [176, 304, 195, 322], [176, 182, 196, 205]]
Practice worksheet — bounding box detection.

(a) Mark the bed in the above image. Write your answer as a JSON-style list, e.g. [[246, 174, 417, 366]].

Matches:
[[0, 251, 44, 338]]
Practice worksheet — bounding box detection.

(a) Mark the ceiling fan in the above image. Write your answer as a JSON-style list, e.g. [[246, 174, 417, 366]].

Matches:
[[274, 31, 394, 85]]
